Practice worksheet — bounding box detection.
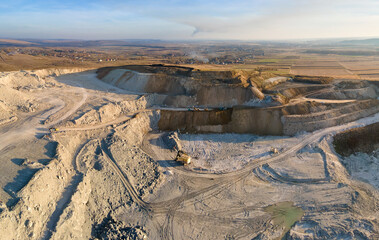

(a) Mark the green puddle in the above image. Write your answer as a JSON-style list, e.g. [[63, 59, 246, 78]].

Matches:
[[264, 201, 304, 239]]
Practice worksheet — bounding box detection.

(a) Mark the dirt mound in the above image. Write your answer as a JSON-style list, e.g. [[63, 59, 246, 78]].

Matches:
[[336, 80, 371, 89], [262, 76, 289, 90], [100, 69, 186, 95], [162, 132, 182, 151], [97, 65, 193, 78], [191, 70, 245, 84], [94, 218, 147, 240], [0, 100, 16, 125], [107, 140, 162, 196], [0, 81, 35, 113], [333, 122, 379, 156], [71, 96, 152, 126], [293, 75, 334, 84], [0, 68, 87, 126]]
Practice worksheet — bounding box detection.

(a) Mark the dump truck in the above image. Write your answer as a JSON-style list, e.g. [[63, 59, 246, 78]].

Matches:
[[175, 150, 191, 165]]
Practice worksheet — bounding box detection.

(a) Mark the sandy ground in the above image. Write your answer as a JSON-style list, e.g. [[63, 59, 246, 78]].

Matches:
[[178, 134, 296, 172], [0, 68, 378, 240], [341, 150, 379, 189]]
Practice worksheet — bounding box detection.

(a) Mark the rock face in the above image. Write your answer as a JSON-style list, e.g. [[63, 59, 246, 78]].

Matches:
[[333, 122, 379, 156], [158, 99, 379, 136], [282, 99, 379, 135], [159, 109, 233, 133], [98, 66, 379, 136], [97, 67, 261, 108]]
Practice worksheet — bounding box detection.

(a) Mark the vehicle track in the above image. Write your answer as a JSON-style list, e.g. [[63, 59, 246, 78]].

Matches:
[[41, 140, 91, 240], [57, 109, 152, 132], [39, 75, 379, 238], [42, 74, 379, 239], [100, 139, 151, 211], [253, 164, 328, 185], [0, 81, 88, 152], [141, 112, 379, 214]]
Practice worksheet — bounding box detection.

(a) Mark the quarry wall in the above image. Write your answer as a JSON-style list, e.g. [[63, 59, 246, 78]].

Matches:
[[98, 69, 259, 107], [159, 99, 379, 136], [98, 67, 379, 136], [282, 99, 379, 135], [159, 107, 284, 135]]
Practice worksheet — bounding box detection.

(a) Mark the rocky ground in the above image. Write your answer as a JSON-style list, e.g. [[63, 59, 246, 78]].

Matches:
[[0, 67, 378, 239]]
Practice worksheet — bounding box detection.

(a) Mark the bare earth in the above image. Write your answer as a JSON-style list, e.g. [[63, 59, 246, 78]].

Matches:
[[0, 67, 378, 240]]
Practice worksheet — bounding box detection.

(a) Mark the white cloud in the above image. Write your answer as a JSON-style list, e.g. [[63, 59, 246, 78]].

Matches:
[[145, 0, 379, 39], [1, 0, 379, 40]]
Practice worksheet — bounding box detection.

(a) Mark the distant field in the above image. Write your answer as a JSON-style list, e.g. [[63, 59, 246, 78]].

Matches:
[[338, 60, 379, 79], [1, 42, 379, 81], [290, 68, 352, 76], [292, 60, 342, 67], [290, 67, 352, 76], [0, 39, 35, 45], [0, 53, 146, 71], [289, 60, 354, 77], [358, 74, 379, 79], [338, 60, 379, 70]]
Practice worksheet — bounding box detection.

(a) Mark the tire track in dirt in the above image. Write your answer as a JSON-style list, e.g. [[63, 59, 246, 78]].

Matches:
[[41, 140, 91, 240], [0, 81, 88, 152], [69, 102, 378, 238], [100, 139, 152, 211], [145, 113, 379, 213]]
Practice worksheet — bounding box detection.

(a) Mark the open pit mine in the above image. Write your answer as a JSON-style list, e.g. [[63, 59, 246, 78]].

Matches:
[[0, 65, 378, 239]]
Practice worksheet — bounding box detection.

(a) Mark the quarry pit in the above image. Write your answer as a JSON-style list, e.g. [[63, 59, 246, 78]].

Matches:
[[0, 65, 378, 239]]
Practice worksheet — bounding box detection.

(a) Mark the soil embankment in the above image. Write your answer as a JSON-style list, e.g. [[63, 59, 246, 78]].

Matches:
[[159, 107, 283, 135], [283, 99, 379, 135], [333, 122, 379, 156], [159, 99, 379, 135], [97, 65, 379, 136], [97, 66, 262, 107]]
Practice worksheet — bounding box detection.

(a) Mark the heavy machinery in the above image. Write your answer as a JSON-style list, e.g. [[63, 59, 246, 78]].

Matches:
[[271, 147, 279, 154], [175, 150, 191, 165], [49, 127, 59, 132]]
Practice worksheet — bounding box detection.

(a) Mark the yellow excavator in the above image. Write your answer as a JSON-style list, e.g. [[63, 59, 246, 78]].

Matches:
[[49, 127, 59, 132], [271, 147, 279, 154], [175, 150, 191, 165]]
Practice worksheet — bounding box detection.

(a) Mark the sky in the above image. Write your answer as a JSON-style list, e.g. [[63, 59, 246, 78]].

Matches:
[[0, 0, 379, 40]]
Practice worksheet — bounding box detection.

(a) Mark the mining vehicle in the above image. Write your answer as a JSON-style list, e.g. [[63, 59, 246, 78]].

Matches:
[[175, 150, 191, 165], [271, 147, 279, 154], [49, 127, 59, 132]]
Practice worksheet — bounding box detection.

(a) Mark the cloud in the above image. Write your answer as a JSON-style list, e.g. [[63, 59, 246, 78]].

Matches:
[[151, 0, 379, 39], [1, 0, 379, 40]]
